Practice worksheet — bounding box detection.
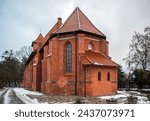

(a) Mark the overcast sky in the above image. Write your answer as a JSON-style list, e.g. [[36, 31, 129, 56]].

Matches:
[[0, 0, 150, 69]]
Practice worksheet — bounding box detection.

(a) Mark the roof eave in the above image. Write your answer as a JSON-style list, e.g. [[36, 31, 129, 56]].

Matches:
[[39, 29, 106, 53], [83, 63, 118, 67], [56, 30, 106, 39], [39, 33, 56, 53], [31, 41, 37, 47], [25, 50, 36, 65]]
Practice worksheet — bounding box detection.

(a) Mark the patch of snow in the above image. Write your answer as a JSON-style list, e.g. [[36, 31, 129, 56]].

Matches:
[[99, 90, 150, 104], [117, 90, 130, 96], [99, 91, 130, 100], [13, 88, 43, 96], [142, 89, 150, 91], [99, 94, 128, 100], [33, 98, 38, 102], [49, 101, 58, 104], [117, 90, 126, 94], [15, 92, 39, 104], [136, 96, 150, 104], [42, 102, 48, 104], [94, 62, 103, 65], [13, 88, 43, 104], [118, 98, 128, 104], [3, 89, 12, 104], [59, 101, 76, 104], [32, 98, 48, 104], [0, 89, 7, 97], [47, 101, 75, 104], [129, 91, 141, 95], [130, 88, 139, 91]]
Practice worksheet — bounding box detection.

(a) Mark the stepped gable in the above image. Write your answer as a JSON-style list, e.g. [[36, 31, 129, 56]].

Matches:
[[56, 7, 105, 37]]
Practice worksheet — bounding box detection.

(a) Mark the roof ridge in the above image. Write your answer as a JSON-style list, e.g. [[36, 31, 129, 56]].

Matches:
[[56, 7, 105, 37], [45, 18, 62, 37], [55, 7, 79, 33], [77, 7, 81, 29], [77, 8, 105, 36]]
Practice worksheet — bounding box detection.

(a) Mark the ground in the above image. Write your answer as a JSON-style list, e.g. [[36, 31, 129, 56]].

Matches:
[[0, 88, 150, 104]]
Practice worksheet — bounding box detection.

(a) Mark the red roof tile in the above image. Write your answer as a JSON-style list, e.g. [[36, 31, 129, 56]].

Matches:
[[82, 51, 118, 67], [43, 17, 62, 44], [56, 7, 105, 37]]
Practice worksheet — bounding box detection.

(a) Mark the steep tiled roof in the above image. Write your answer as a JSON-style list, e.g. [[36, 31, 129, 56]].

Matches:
[[43, 17, 62, 45], [38, 18, 62, 52], [56, 7, 105, 37], [25, 50, 36, 65]]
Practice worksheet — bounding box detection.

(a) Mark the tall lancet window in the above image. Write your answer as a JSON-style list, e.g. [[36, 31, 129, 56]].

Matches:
[[107, 72, 110, 81], [66, 43, 72, 73]]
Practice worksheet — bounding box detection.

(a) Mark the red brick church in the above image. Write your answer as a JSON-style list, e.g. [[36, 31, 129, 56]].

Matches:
[[23, 7, 118, 96]]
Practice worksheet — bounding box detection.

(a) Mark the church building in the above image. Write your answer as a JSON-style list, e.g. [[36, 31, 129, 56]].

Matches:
[[23, 7, 118, 96]]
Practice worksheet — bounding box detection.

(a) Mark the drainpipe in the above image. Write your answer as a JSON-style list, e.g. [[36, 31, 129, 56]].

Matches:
[[84, 66, 87, 97], [75, 33, 78, 95]]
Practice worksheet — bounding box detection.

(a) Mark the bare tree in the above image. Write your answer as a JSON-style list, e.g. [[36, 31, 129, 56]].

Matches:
[[0, 46, 32, 88], [124, 27, 150, 71], [0, 50, 20, 87], [16, 46, 32, 64]]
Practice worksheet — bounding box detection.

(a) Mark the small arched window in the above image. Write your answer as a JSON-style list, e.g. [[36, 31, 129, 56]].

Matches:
[[66, 43, 72, 73], [98, 71, 101, 81], [107, 72, 110, 81]]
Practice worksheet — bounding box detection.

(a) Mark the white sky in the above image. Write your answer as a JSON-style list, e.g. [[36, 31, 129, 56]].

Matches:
[[0, 0, 150, 69]]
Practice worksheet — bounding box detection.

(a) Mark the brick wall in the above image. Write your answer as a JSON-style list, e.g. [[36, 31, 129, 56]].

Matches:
[[90, 67, 117, 96], [24, 32, 118, 97]]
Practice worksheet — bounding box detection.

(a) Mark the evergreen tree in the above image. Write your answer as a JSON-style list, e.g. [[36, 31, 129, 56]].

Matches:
[[118, 65, 125, 88]]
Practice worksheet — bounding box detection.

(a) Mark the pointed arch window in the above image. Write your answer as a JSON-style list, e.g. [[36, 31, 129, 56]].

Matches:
[[98, 71, 101, 81], [66, 43, 72, 73], [107, 72, 110, 81]]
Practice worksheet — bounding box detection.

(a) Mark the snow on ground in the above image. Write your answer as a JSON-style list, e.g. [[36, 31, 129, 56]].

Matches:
[[13, 88, 43, 104], [5, 88, 150, 104], [3, 89, 12, 104], [137, 96, 150, 104], [0, 89, 7, 97], [99, 90, 150, 104], [99, 91, 130, 100], [129, 91, 141, 95], [142, 89, 150, 91], [13, 88, 43, 96]]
